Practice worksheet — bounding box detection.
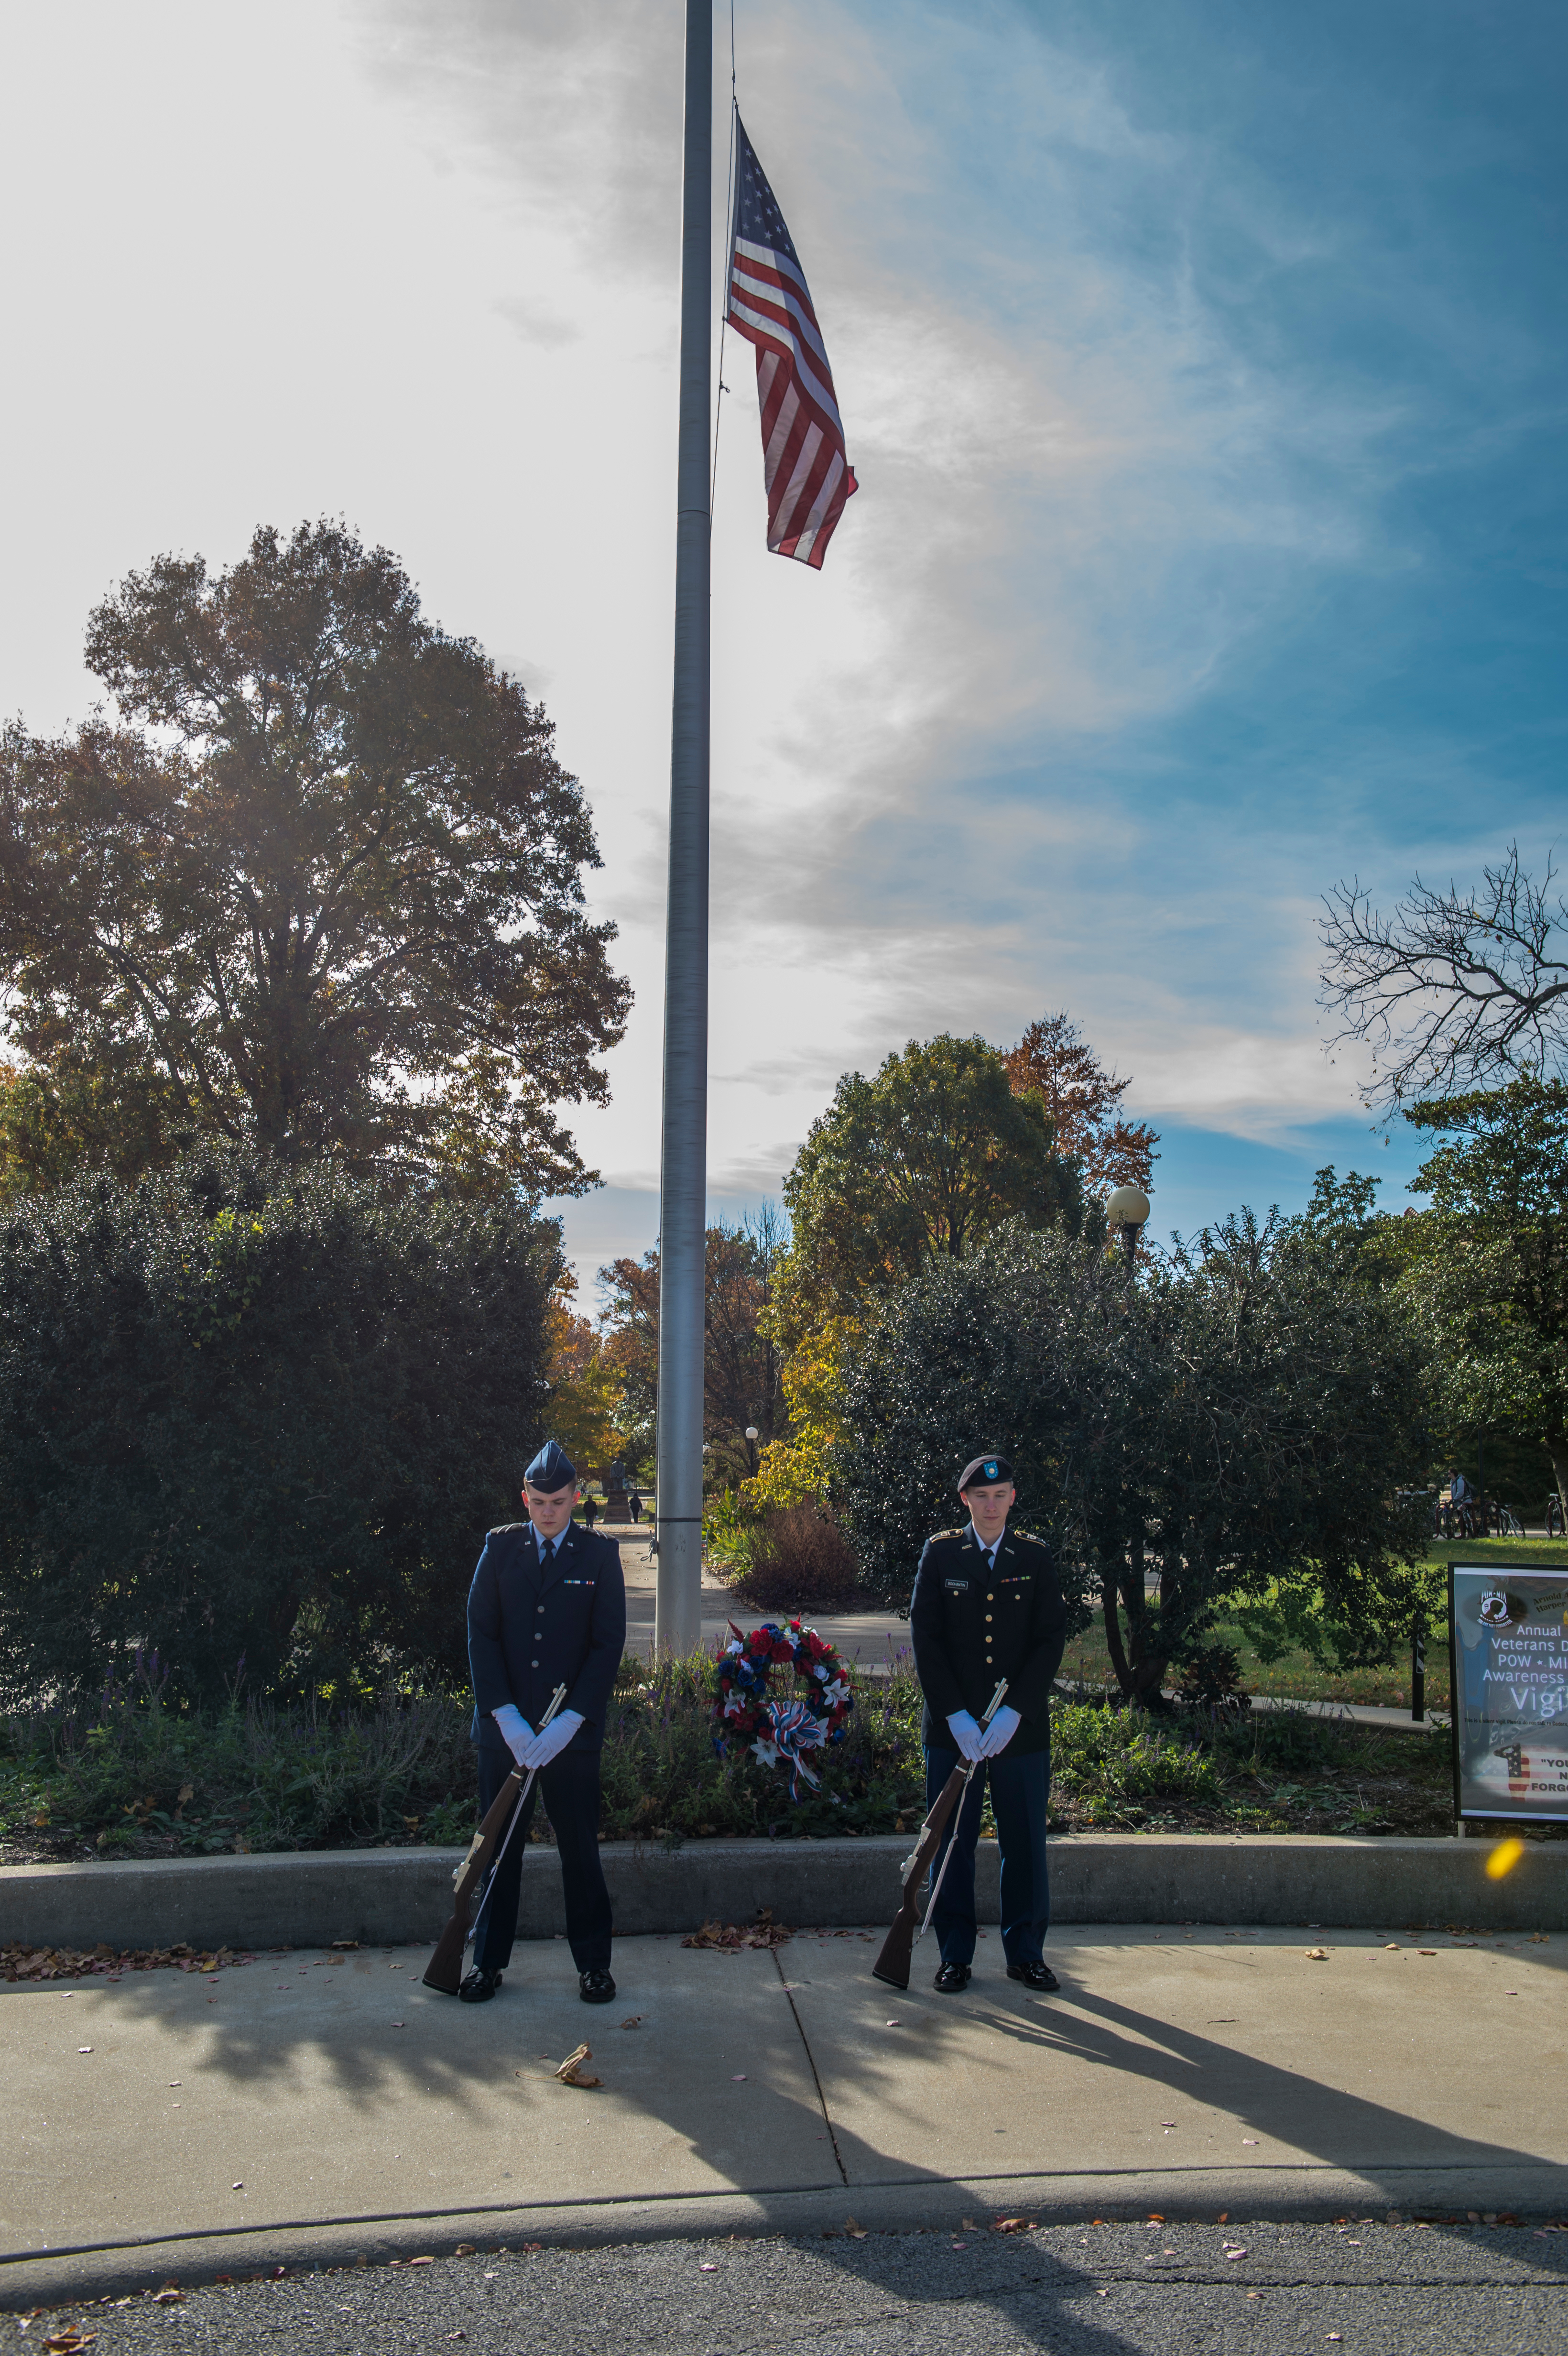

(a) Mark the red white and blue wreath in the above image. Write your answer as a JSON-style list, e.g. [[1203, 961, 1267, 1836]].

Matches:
[[712, 1620, 852, 1800]]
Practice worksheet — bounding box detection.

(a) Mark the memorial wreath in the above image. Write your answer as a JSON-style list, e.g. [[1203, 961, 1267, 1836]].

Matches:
[[711, 1619, 852, 1800]]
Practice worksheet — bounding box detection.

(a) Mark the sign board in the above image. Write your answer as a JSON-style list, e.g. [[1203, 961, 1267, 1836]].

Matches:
[[1450, 1562, 1568, 1823]]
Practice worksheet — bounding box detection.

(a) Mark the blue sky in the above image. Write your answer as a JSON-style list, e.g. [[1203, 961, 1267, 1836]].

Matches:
[[0, 0, 1560, 1277]]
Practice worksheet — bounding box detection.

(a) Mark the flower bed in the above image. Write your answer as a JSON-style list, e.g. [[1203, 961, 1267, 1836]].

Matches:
[[1, 1651, 1476, 1863]]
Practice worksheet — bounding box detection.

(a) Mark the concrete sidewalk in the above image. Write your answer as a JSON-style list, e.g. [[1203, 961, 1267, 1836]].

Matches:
[[4, 1923, 1565, 2306]]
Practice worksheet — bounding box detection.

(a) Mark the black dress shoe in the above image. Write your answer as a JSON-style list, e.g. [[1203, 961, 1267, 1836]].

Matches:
[[458, 1967, 502, 2003], [933, 1960, 971, 1993], [579, 1968, 617, 2004], [1007, 1959, 1059, 1992]]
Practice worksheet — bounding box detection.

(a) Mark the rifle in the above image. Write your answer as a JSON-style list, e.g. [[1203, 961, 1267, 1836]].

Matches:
[[423, 1683, 568, 1994], [871, 1679, 1008, 1992]]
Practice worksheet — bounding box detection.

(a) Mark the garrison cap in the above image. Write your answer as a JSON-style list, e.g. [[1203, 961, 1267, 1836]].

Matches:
[[958, 1452, 1013, 1492], [524, 1439, 577, 1493]]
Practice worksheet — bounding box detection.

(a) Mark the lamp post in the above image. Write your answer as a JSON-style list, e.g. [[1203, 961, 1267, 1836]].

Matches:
[[1105, 1184, 1151, 1263], [744, 1425, 760, 1477]]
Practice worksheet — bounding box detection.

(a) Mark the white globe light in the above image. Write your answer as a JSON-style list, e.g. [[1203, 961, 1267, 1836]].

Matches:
[[1105, 1184, 1151, 1227]]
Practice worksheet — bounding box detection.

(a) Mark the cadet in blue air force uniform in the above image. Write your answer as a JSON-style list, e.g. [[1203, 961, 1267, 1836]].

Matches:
[[462, 1440, 626, 2006], [909, 1453, 1067, 1994]]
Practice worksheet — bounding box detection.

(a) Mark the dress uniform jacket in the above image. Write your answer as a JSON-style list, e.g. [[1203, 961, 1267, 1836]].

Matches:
[[467, 1521, 626, 1755], [909, 1525, 1067, 1754]]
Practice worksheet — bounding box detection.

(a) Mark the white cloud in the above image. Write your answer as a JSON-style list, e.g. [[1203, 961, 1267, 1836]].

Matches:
[[0, 0, 1469, 1276]]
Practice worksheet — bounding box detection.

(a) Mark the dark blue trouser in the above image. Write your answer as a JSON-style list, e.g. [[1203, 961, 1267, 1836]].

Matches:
[[923, 1744, 1051, 1969], [471, 1739, 613, 1975]]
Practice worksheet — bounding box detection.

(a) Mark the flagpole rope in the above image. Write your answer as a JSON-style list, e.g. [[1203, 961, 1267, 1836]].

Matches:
[[709, 1, 739, 524]]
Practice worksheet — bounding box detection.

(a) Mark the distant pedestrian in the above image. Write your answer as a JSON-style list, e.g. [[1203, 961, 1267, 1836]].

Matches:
[[628, 1489, 642, 1525], [582, 1490, 599, 1531]]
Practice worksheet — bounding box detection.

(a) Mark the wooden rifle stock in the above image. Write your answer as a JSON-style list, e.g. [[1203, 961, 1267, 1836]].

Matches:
[[423, 1683, 567, 1994], [870, 1767, 968, 1991], [870, 1677, 1009, 1992]]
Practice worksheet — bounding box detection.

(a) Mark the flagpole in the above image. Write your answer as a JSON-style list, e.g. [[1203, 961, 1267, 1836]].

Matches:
[[654, 0, 713, 1660]]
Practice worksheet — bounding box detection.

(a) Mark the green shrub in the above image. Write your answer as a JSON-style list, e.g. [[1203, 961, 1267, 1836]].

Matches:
[[0, 1153, 559, 1705]]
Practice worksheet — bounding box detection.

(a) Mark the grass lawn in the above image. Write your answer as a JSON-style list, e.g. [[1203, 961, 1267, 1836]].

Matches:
[[1059, 1538, 1568, 1714]]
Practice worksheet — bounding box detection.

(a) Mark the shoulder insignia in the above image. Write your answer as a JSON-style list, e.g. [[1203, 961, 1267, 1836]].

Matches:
[[1013, 1528, 1050, 1548], [488, 1520, 528, 1537], [931, 1527, 965, 1542]]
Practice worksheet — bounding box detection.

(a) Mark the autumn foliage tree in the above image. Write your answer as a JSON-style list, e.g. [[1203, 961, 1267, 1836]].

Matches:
[[598, 1212, 787, 1483], [750, 1036, 1088, 1514], [1002, 1013, 1159, 1195], [0, 521, 630, 1199]]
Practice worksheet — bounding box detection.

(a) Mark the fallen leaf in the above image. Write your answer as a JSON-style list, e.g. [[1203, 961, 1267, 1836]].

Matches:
[[1224, 2247, 1249, 2260], [1242, 2138, 1259, 2146], [1305, 1947, 1329, 1961], [845, 2217, 866, 2239], [231, 2181, 243, 2191], [731, 2073, 747, 2082], [682, 1910, 793, 1951], [993, 2217, 1032, 2233], [77, 2045, 92, 2054], [621, 2016, 643, 2029], [44, 2334, 97, 2353], [554, 2043, 602, 2088], [698, 2262, 718, 2272], [410, 2255, 434, 2266]]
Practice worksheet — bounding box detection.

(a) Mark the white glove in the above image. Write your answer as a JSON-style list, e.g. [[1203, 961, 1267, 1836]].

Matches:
[[492, 1704, 534, 1763], [524, 1709, 585, 1769], [946, 1710, 984, 1764], [980, 1703, 1022, 1757]]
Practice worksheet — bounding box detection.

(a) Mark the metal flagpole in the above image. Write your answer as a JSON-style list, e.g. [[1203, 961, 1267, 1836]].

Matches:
[[654, 0, 713, 1659]]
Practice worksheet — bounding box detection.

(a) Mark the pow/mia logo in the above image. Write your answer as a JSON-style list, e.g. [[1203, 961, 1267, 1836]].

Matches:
[[1479, 1588, 1513, 1628]]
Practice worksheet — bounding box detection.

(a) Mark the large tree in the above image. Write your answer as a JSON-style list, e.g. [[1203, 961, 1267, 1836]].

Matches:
[[0, 521, 630, 1198], [838, 1213, 1429, 1697], [1002, 1012, 1160, 1194], [781, 1034, 1086, 1329], [1396, 1078, 1568, 1511], [1319, 843, 1568, 1107]]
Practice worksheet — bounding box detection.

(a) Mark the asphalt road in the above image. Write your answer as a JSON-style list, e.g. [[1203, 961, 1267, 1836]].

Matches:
[[13, 2220, 1568, 2355]]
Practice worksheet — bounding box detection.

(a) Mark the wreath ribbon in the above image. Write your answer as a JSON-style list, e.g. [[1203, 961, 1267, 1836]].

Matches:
[[763, 1698, 829, 1800]]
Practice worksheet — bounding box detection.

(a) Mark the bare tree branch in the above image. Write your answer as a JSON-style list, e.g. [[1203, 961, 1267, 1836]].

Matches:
[[1318, 843, 1568, 1105]]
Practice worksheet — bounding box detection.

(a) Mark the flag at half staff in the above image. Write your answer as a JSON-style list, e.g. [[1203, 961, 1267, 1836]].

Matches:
[[726, 112, 858, 570]]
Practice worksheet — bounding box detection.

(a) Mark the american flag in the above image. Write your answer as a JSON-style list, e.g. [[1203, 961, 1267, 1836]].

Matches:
[[725, 113, 858, 570]]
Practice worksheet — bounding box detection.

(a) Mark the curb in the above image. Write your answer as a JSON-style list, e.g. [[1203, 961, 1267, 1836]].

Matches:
[[5, 2165, 1568, 2305], [4, 1832, 1565, 1953]]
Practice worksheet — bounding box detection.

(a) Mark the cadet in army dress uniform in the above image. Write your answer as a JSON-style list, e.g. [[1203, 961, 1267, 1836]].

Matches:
[[909, 1453, 1067, 1993], [461, 1440, 627, 2005]]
